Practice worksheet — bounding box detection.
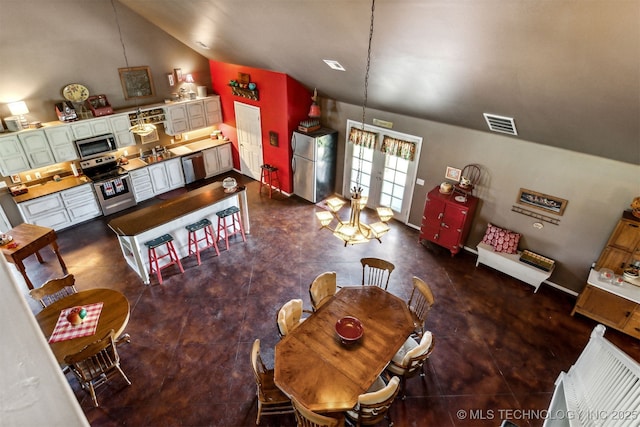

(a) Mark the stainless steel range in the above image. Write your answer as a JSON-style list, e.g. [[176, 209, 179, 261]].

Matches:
[[80, 153, 137, 215]]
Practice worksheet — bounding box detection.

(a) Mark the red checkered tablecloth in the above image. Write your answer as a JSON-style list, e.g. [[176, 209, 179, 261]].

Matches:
[[48, 302, 103, 343]]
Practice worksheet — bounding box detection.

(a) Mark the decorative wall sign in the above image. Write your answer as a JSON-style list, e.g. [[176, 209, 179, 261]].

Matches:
[[118, 66, 155, 100], [516, 188, 568, 216], [167, 73, 175, 87], [269, 131, 279, 147]]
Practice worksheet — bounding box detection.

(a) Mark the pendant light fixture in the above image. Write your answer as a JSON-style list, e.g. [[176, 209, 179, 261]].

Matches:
[[111, 0, 156, 137], [315, 0, 393, 246]]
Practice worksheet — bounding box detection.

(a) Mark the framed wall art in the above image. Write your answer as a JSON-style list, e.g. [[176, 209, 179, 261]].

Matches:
[[118, 66, 155, 100], [167, 73, 175, 87], [445, 166, 461, 182], [517, 188, 568, 216], [269, 131, 279, 147], [174, 68, 183, 82]]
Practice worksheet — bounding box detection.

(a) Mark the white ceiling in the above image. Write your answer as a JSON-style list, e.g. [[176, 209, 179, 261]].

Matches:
[[119, 0, 640, 165]]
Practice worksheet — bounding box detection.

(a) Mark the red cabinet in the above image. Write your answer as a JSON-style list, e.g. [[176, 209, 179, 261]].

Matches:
[[419, 186, 479, 256]]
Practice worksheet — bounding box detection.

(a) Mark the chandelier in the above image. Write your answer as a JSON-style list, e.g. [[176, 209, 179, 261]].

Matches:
[[111, 0, 156, 137], [316, 0, 394, 246]]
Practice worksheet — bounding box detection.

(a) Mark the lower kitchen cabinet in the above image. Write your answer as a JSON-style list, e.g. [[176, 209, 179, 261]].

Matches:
[[203, 143, 232, 177], [149, 158, 184, 195], [130, 167, 154, 202], [572, 269, 640, 339], [419, 186, 478, 256], [17, 183, 100, 231]]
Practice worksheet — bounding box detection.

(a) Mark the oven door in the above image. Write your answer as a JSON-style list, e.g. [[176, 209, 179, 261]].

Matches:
[[93, 175, 137, 215]]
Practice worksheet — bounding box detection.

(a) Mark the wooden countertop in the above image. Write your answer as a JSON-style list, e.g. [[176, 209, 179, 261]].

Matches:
[[12, 176, 92, 203], [108, 182, 245, 236]]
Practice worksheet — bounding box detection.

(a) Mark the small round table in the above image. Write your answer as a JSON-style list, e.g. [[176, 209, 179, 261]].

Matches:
[[35, 288, 130, 365]]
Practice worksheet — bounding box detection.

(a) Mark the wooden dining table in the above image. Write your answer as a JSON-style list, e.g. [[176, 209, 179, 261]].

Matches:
[[35, 288, 130, 365], [274, 286, 414, 413]]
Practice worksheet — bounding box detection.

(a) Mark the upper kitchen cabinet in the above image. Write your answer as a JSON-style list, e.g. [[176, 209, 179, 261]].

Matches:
[[18, 130, 56, 169], [163, 97, 221, 136], [43, 126, 78, 163], [0, 133, 30, 175], [108, 113, 136, 148], [70, 117, 111, 140]]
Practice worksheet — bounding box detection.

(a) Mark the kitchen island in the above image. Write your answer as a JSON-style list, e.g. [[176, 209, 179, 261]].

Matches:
[[108, 181, 249, 284]]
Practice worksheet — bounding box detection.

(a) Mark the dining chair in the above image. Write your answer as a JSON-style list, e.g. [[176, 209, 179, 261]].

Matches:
[[63, 329, 131, 407], [407, 276, 435, 339], [345, 375, 400, 426], [277, 299, 310, 337], [309, 271, 337, 311], [250, 339, 294, 424], [292, 397, 345, 427], [385, 331, 435, 399], [360, 257, 395, 290], [29, 273, 77, 308]]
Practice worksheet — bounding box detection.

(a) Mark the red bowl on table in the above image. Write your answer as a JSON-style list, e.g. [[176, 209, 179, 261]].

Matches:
[[335, 316, 364, 344]]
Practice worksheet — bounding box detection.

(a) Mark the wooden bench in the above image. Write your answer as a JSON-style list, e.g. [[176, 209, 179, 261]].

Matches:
[[475, 242, 554, 292], [543, 324, 640, 427]]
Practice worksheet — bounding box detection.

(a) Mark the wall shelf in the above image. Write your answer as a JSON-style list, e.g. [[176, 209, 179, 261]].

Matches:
[[230, 86, 259, 101]]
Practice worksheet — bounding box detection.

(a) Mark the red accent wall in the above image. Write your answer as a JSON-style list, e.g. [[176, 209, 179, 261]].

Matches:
[[209, 61, 312, 193]]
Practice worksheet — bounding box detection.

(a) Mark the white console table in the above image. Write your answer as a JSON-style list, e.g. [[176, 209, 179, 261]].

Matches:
[[475, 242, 554, 292]]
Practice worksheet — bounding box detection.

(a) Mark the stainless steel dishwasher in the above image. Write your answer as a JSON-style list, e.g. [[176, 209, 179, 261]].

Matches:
[[182, 152, 206, 183]]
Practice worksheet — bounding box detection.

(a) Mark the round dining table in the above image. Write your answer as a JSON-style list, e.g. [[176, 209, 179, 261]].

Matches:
[[35, 288, 130, 365]]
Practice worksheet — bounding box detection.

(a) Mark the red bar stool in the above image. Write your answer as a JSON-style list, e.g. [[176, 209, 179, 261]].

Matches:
[[259, 164, 281, 198], [144, 233, 184, 284], [185, 218, 220, 265], [215, 206, 246, 250]]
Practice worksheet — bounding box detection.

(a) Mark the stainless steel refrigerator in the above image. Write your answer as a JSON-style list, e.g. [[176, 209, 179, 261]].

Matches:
[[291, 128, 338, 203]]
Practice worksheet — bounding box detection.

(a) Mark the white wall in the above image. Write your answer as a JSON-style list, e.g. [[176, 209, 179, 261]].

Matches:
[[324, 100, 640, 293], [0, 259, 89, 426]]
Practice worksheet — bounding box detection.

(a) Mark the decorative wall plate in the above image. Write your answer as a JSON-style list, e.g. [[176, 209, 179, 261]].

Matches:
[[62, 83, 89, 102]]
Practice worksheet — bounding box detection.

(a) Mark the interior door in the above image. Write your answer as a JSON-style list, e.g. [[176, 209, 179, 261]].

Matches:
[[234, 102, 262, 180], [343, 120, 422, 224]]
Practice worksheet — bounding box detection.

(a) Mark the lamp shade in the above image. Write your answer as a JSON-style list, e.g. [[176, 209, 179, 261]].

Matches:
[[185, 74, 195, 84], [8, 101, 29, 116]]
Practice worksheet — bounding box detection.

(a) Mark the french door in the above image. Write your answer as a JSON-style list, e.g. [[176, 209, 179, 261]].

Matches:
[[343, 120, 422, 224]]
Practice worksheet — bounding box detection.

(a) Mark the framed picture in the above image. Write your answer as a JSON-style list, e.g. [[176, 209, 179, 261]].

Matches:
[[167, 73, 175, 87], [517, 188, 568, 216], [10, 174, 21, 184], [174, 68, 183, 82], [445, 166, 461, 182], [118, 66, 155, 100], [269, 131, 279, 147]]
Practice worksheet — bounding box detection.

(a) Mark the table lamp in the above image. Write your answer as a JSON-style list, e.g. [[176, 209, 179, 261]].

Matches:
[[185, 74, 196, 99], [8, 101, 29, 129]]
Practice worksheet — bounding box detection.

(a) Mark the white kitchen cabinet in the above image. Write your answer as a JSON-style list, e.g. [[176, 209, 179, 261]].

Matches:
[[204, 96, 222, 126], [61, 183, 101, 224], [108, 113, 136, 148], [18, 130, 56, 169], [186, 101, 206, 129], [129, 167, 154, 202], [149, 158, 184, 195], [17, 193, 71, 230], [0, 204, 11, 232], [70, 117, 111, 140], [43, 125, 78, 162], [203, 143, 233, 178], [163, 104, 189, 135], [0, 133, 30, 175]]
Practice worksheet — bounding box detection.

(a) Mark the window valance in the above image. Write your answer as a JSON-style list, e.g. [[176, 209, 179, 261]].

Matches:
[[381, 136, 416, 161], [349, 127, 378, 149]]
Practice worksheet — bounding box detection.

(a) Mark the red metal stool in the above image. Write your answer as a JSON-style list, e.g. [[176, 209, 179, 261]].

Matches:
[[144, 234, 184, 284], [215, 206, 246, 250], [259, 164, 281, 198], [186, 218, 220, 265]]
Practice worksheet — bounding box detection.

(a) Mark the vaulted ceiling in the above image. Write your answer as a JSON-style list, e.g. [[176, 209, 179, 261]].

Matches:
[[119, 0, 639, 165]]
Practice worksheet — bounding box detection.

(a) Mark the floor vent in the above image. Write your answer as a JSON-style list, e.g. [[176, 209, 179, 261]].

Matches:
[[483, 113, 518, 135]]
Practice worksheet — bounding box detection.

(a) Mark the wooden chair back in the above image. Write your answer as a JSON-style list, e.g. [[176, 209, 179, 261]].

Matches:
[[64, 329, 131, 406], [29, 274, 77, 308], [407, 276, 435, 337], [360, 257, 395, 290], [351, 376, 400, 425], [292, 397, 344, 427], [250, 339, 294, 424], [251, 338, 268, 397], [309, 271, 337, 311], [277, 298, 304, 337]]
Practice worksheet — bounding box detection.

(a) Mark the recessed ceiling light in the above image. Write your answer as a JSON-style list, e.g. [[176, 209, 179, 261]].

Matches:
[[195, 41, 210, 49], [323, 59, 345, 71]]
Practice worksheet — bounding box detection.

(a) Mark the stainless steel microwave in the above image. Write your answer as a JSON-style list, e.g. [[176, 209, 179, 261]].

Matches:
[[75, 133, 117, 160]]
